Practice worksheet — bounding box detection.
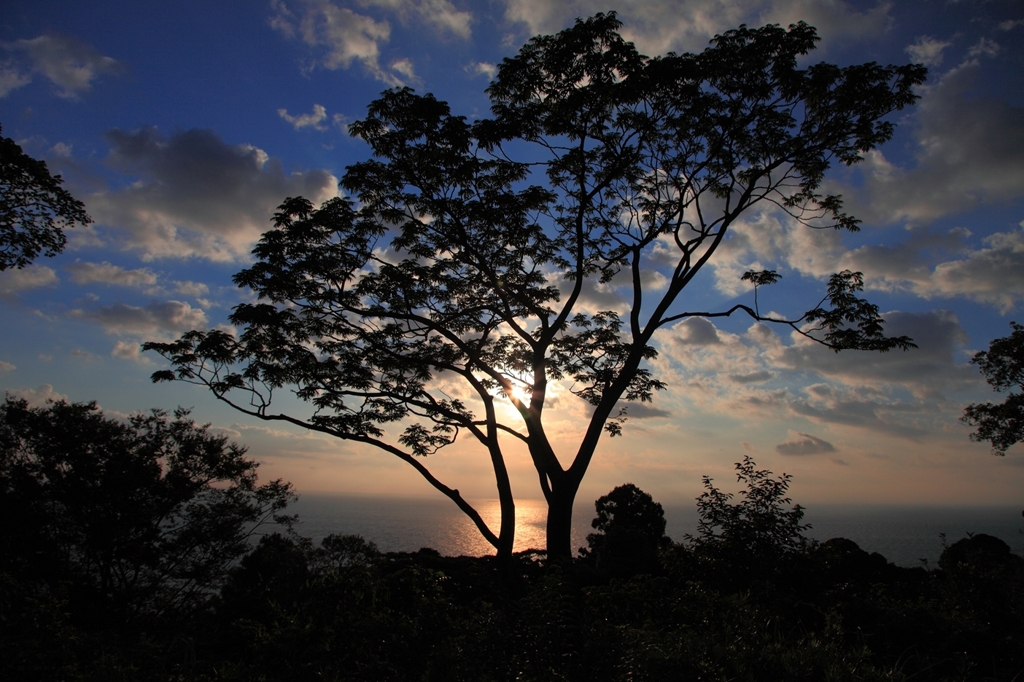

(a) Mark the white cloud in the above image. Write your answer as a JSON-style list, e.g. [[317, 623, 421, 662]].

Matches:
[[1, 34, 121, 98], [390, 57, 416, 80], [270, 0, 405, 85], [7, 383, 67, 406], [924, 227, 1024, 312], [70, 300, 208, 337], [111, 340, 148, 362], [652, 310, 980, 444], [361, 0, 473, 38], [968, 37, 1000, 58], [278, 103, 329, 131], [670, 317, 723, 346], [709, 200, 1024, 314], [905, 35, 951, 66], [468, 61, 496, 80], [0, 265, 58, 296], [836, 224, 1024, 313], [88, 127, 338, 262], [272, 0, 468, 84], [775, 430, 836, 455], [503, 0, 892, 56], [0, 361, 15, 371], [332, 113, 350, 134], [65, 260, 158, 288], [173, 280, 210, 298]]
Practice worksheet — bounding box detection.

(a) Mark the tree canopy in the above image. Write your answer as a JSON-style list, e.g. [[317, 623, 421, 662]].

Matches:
[[582, 483, 670, 577], [962, 322, 1024, 455], [0, 124, 91, 270], [146, 14, 924, 562], [0, 397, 294, 623]]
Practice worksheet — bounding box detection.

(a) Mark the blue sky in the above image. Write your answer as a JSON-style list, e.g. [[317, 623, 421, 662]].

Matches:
[[1, 0, 1023, 511]]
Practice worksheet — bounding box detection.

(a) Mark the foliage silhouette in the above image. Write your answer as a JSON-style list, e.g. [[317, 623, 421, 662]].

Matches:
[[962, 321, 1024, 454], [581, 483, 670, 577], [145, 13, 923, 562], [0, 397, 294, 624], [687, 455, 812, 578], [4, 474, 1024, 680], [0, 123, 91, 270]]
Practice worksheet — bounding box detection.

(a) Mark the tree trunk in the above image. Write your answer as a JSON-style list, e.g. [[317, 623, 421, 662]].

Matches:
[[497, 495, 515, 561], [545, 482, 579, 564]]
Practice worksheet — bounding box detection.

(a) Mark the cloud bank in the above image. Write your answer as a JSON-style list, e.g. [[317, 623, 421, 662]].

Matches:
[[88, 127, 338, 262]]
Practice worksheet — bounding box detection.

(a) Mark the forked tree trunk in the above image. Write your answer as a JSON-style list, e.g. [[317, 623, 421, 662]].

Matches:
[[545, 481, 581, 564]]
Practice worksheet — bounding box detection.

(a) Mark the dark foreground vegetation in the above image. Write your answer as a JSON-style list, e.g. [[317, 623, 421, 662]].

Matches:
[[2, 399, 1022, 681]]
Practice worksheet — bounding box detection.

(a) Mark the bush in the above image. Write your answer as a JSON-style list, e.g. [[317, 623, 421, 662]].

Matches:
[[582, 483, 670, 578], [686, 456, 812, 580]]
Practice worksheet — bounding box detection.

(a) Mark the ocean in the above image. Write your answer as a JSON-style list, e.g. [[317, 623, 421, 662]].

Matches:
[[289, 493, 1024, 568]]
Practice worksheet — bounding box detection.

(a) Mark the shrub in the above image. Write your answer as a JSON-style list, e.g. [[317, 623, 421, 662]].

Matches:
[[0, 397, 294, 625]]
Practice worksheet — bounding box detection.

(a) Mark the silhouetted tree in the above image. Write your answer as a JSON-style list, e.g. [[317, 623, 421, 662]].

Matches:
[[962, 322, 1024, 454], [0, 124, 91, 270], [688, 456, 811, 574], [582, 483, 669, 577], [0, 397, 294, 623], [145, 14, 923, 562]]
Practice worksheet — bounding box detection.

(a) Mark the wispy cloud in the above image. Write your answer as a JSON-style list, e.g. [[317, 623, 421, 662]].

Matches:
[[906, 35, 951, 66], [271, 0, 402, 85], [66, 261, 158, 288], [70, 300, 208, 337], [361, 0, 472, 38], [467, 61, 496, 80], [6, 383, 67, 406], [0, 265, 58, 297], [1, 34, 121, 98], [278, 103, 329, 131]]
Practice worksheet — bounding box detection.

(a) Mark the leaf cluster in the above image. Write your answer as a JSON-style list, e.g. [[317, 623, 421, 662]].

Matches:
[[0, 124, 91, 270], [804, 270, 916, 352]]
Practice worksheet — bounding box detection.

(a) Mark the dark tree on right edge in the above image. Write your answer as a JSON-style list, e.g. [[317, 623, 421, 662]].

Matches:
[[147, 14, 923, 564], [963, 322, 1024, 455]]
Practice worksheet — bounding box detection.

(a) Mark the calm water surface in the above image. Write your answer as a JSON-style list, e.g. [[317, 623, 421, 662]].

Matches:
[[290, 494, 1024, 567]]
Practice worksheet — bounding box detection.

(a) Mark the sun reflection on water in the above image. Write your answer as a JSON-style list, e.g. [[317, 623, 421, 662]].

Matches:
[[443, 498, 552, 556], [293, 494, 589, 557]]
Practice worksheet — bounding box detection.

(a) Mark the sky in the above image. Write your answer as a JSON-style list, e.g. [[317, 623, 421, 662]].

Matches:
[[1, 0, 1023, 517]]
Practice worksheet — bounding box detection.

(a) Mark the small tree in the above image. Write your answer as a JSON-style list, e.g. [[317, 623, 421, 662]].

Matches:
[[582, 483, 669, 577], [0, 124, 91, 270], [962, 322, 1024, 455], [146, 14, 922, 563], [0, 397, 294, 622], [688, 456, 811, 571]]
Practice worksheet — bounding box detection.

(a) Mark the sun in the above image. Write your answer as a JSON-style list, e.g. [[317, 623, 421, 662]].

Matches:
[[501, 380, 533, 406]]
